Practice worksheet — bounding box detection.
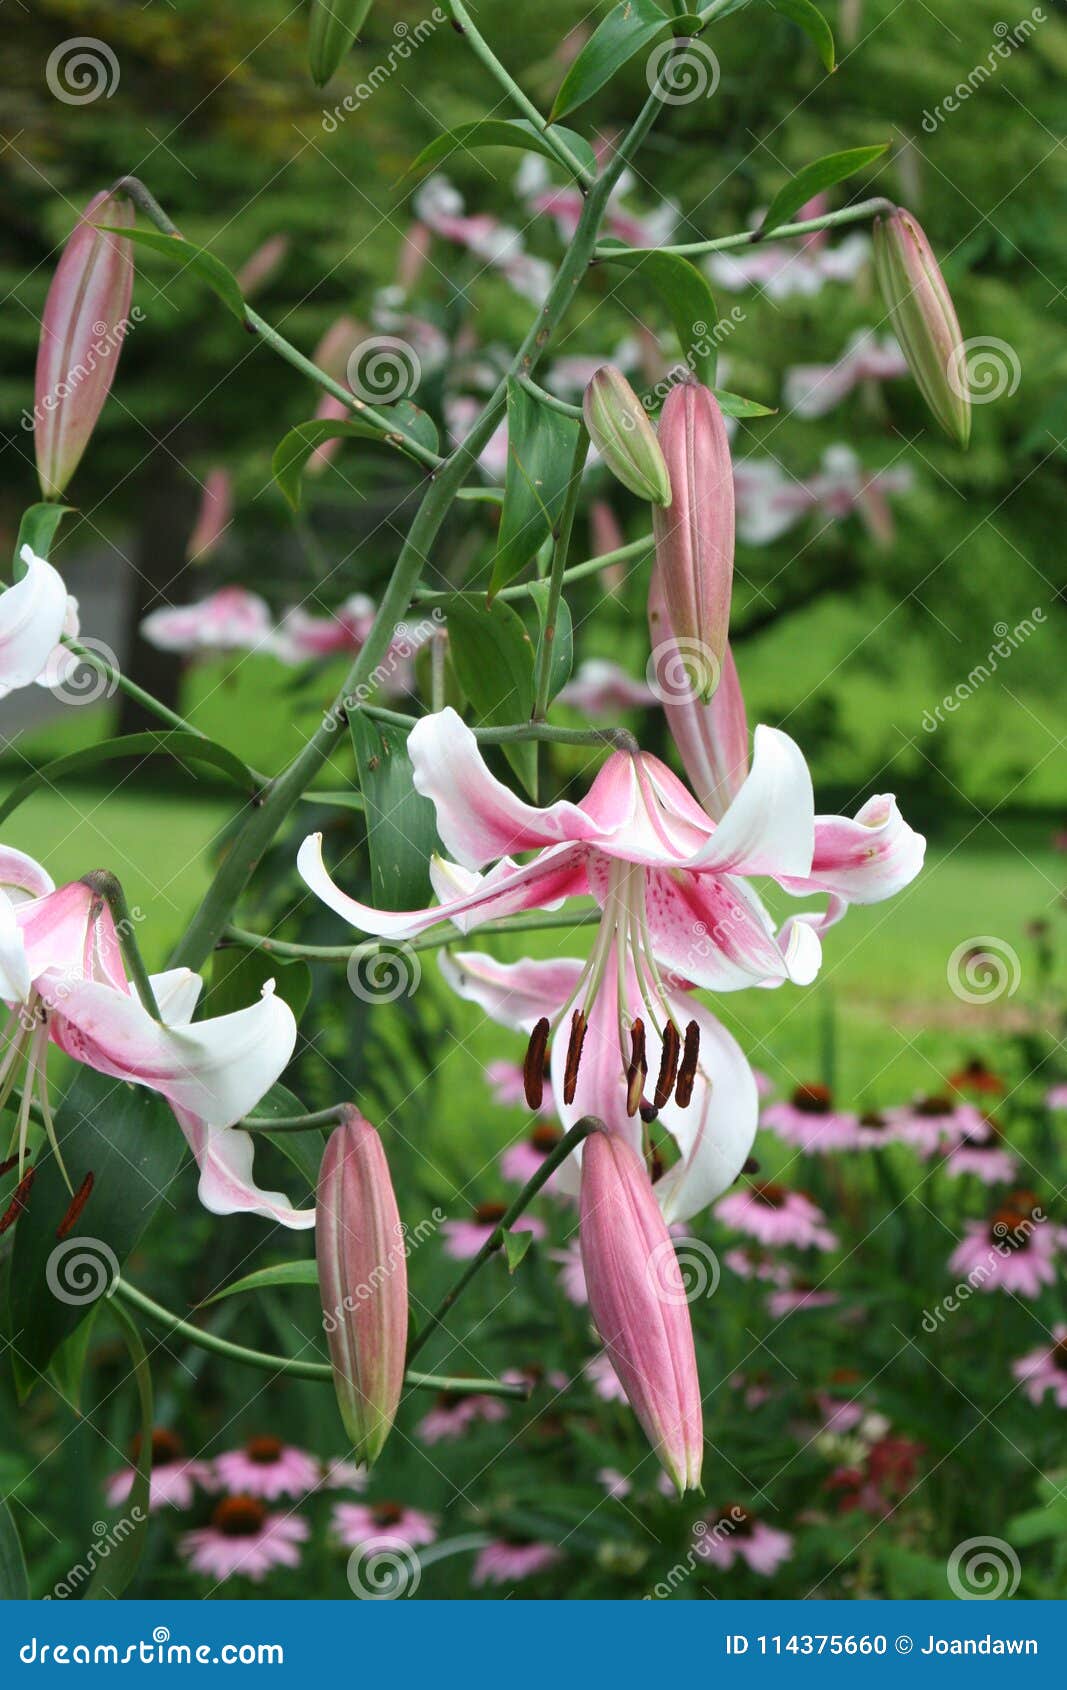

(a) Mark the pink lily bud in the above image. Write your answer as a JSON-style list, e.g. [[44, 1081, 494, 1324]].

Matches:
[[316, 1109, 408, 1466], [872, 207, 970, 448], [34, 189, 134, 499], [651, 381, 734, 703], [579, 1129, 703, 1493], [648, 563, 749, 820]]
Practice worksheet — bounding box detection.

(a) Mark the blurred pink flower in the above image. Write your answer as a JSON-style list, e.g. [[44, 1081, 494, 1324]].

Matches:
[[948, 1204, 1057, 1298], [716, 1184, 837, 1252], [762, 1083, 858, 1153], [1012, 1327, 1067, 1407], [784, 329, 907, 418], [552, 1239, 588, 1305], [415, 175, 551, 303], [472, 1539, 561, 1586], [766, 1281, 838, 1319], [944, 1116, 1018, 1185], [321, 1458, 368, 1492], [585, 1350, 627, 1403], [813, 1390, 865, 1436], [598, 1467, 632, 1499], [271, 595, 375, 663], [724, 1247, 790, 1286], [105, 1430, 210, 1514], [500, 1123, 568, 1193], [186, 468, 233, 563], [180, 1498, 308, 1584], [441, 1205, 545, 1260], [1046, 1084, 1067, 1110], [416, 1391, 508, 1444], [734, 448, 912, 547], [887, 1094, 987, 1156], [557, 660, 655, 716], [213, 1437, 320, 1501], [695, 1507, 794, 1575], [141, 587, 272, 657], [332, 1500, 438, 1551], [708, 196, 868, 301]]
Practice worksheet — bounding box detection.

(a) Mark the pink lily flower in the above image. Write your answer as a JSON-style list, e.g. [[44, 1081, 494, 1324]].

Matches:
[[518, 155, 677, 251], [299, 705, 922, 1218], [0, 846, 309, 1228], [580, 1128, 703, 1493], [180, 1498, 309, 1584], [784, 329, 908, 418], [1012, 1327, 1067, 1408], [141, 587, 273, 658], [733, 448, 913, 547], [0, 547, 80, 700]]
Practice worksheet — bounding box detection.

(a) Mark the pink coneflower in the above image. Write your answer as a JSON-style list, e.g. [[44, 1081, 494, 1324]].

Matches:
[[716, 1183, 838, 1252], [105, 1429, 211, 1514], [180, 1496, 309, 1584], [948, 1199, 1057, 1298], [887, 1093, 986, 1156], [1046, 1084, 1067, 1111], [332, 1500, 438, 1552], [502, 1363, 568, 1394], [500, 1123, 567, 1193], [949, 1057, 1005, 1097], [846, 1108, 906, 1150], [944, 1116, 1018, 1185], [472, 1539, 561, 1586], [724, 1246, 790, 1286], [766, 1278, 838, 1319], [213, 1437, 320, 1501], [694, 1506, 794, 1575], [442, 1204, 546, 1260], [552, 1239, 588, 1305], [584, 1350, 627, 1403], [416, 1389, 509, 1444], [320, 1458, 368, 1492], [762, 1084, 858, 1153], [1012, 1326, 1067, 1407]]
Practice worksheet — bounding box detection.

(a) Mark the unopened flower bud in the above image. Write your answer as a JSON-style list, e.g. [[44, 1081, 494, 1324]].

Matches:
[[34, 189, 134, 499], [583, 366, 671, 506], [308, 0, 374, 88], [316, 1108, 407, 1466], [872, 207, 970, 448]]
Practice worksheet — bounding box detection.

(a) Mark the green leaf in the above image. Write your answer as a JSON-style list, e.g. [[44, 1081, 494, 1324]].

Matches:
[[769, 0, 835, 72], [407, 118, 597, 182], [492, 378, 581, 596], [308, 0, 373, 87], [503, 1229, 534, 1273], [245, 1084, 326, 1195], [204, 1260, 320, 1305], [445, 597, 538, 796], [85, 1300, 152, 1599], [12, 503, 73, 574], [10, 1069, 183, 1384], [551, 0, 671, 122], [598, 244, 720, 385], [0, 1501, 29, 1599], [100, 225, 246, 322], [0, 732, 257, 827], [210, 946, 312, 1024], [713, 388, 776, 418], [758, 143, 888, 236], [350, 714, 440, 910], [272, 409, 440, 509], [527, 579, 574, 705]]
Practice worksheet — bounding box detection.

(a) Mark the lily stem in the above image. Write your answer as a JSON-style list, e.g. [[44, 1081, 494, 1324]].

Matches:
[[407, 1116, 600, 1363], [533, 423, 589, 720], [358, 702, 635, 753], [596, 195, 896, 261], [113, 1278, 528, 1399], [225, 906, 601, 963], [80, 871, 160, 1019]]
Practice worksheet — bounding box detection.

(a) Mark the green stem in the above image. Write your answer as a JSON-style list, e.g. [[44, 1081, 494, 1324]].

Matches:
[[80, 871, 160, 1018], [515, 375, 584, 421], [412, 534, 655, 604], [359, 702, 634, 752], [113, 1278, 527, 1399], [446, 0, 594, 188], [225, 906, 600, 961], [533, 424, 589, 719], [596, 196, 896, 261], [243, 1105, 346, 1132], [407, 1117, 600, 1362]]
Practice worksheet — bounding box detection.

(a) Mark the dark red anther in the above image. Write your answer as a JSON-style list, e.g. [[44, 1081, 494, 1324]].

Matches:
[[524, 1018, 550, 1110], [562, 1010, 587, 1106], [639, 1100, 659, 1125], [653, 1020, 681, 1110], [625, 1019, 647, 1118], [674, 1020, 701, 1108], [0, 1166, 35, 1235], [57, 1171, 95, 1240], [742, 1156, 760, 1176]]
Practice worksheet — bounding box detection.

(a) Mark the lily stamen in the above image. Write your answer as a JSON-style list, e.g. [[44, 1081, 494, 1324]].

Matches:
[[626, 1018, 647, 1118], [0, 1165, 35, 1235], [675, 1020, 701, 1108], [562, 1010, 587, 1106], [57, 1171, 95, 1239], [523, 1017, 551, 1110], [654, 1021, 681, 1110]]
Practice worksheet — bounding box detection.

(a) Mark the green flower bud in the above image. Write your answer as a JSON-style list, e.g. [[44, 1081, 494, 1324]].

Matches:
[[583, 366, 672, 506], [873, 207, 971, 448]]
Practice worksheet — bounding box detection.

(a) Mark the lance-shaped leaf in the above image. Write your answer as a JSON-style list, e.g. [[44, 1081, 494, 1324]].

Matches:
[[11, 503, 72, 573], [551, 0, 672, 122], [757, 142, 888, 236], [205, 1260, 320, 1305], [210, 946, 312, 1025], [598, 245, 721, 386], [0, 732, 257, 827], [35, 190, 134, 499], [272, 409, 439, 510], [308, 0, 373, 87], [351, 713, 440, 911], [317, 1110, 407, 1466], [769, 0, 835, 72], [407, 118, 597, 183], [445, 596, 537, 796], [0, 1502, 29, 1599], [492, 378, 581, 596], [109, 226, 246, 322]]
